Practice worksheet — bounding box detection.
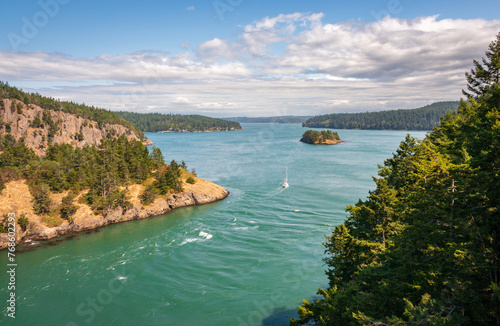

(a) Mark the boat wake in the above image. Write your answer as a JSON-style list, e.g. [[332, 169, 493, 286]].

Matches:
[[266, 186, 287, 197]]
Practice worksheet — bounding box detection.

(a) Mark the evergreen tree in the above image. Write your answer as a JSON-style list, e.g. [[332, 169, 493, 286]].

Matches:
[[32, 183, 53, 215], [463, 32, 500, 99], [291, 34, 500, 326], [150, 146, 165, 170], [60, 194, 77, 220]]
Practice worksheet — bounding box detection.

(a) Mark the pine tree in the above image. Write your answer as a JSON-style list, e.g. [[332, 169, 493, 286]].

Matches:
[[32, 183, 53, 215], [463, 32, 500, 99]]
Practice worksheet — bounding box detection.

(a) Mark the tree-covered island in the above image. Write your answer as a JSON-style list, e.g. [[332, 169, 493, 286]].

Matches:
[[300, 130, 343, 145]]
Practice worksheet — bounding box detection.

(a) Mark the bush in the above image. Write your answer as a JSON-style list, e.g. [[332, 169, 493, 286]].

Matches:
[[17, 214, 29, 231], [186, 176, 196, 184], [60, 193, 77, 220], [0, 214, 8, 233], [0, 139, 37, 168], [140, 185, 157, 205], [86, 188, 131, 215], [32, 183, 53, 215]]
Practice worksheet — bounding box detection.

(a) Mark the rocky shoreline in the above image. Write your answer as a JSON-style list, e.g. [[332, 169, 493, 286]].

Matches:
[[300, 138, 344, 145], [0, 177, 229, 250]]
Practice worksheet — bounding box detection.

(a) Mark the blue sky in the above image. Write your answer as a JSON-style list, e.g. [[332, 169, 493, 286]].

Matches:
[[1, 0, 500, 116]]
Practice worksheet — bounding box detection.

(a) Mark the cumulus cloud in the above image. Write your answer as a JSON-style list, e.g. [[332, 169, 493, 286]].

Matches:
[[2, 14, 500, 116]]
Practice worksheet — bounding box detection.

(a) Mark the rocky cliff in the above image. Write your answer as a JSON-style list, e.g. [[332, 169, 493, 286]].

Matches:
[[0, 176, 229, 249], [0, 98, 152, 156]]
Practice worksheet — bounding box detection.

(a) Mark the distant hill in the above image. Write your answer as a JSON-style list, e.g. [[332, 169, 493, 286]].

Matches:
[[116, 111, 242, 132], [302, 101, 460, 130], [224, 115, 313, 123], [0, 82, 150, 156]]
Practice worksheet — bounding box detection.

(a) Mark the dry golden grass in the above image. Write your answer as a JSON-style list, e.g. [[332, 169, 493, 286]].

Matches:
[[0, 180, 36, 222]]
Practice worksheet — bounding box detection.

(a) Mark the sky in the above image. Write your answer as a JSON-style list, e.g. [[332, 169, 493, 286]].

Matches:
[[1, 0, 500, 117]]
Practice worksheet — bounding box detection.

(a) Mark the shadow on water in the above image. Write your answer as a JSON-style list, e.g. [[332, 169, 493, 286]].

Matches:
[[262, 292, 325, 326], [15, 228, 102, 254], [262, 307, 298, 326]]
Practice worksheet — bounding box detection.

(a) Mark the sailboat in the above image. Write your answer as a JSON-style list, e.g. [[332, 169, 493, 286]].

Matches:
[[282, 167, 289, 188]]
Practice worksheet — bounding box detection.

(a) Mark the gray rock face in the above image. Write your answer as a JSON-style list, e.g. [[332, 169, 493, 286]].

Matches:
[[0, 99, 151, 156]]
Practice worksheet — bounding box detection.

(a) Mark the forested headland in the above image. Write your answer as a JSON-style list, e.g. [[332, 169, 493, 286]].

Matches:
[[0, 135, 187, 219], [291, 32, 500, 326], [116, 111, 242, 132], [303, 101, 459, 130], [0, 84, 224, 241]]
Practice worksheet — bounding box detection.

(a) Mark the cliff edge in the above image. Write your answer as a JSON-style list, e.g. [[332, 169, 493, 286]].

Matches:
[[0, 98, 152, 156]]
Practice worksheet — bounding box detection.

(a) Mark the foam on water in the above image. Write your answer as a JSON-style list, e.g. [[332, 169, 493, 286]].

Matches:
[[180, 238, 200, 246], [199, 231, 213, 239]]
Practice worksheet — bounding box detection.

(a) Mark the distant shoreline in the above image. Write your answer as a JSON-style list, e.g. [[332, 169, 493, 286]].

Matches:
[[157, 128, 242, 133]]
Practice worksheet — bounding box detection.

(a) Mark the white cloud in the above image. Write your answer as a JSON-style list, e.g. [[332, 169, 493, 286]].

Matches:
[[172, 97, 192, 104], [2, 14, 500, 116], [187, 6, 195, 11]]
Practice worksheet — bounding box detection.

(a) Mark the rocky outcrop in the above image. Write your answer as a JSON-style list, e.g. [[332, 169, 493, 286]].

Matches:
[[0, 99, 151, 156], [0, 177, 229, 249]]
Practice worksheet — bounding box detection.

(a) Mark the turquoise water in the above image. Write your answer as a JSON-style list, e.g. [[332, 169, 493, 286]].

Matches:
[[0, 124, 427, 325]]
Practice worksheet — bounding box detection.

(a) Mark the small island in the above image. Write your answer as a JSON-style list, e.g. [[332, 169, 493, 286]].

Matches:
[[300, 130, 343, 145]]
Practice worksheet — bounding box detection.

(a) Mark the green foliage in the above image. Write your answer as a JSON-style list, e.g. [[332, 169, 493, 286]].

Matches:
[[60, 193, 77, 220], [17, 214, 29, 231], [150, 146, 165, 170], [30, 112, 43, 128], [140, 184, 158, 205], [0, 131, 176, 217], [85, 187, 131, 215], [303, 101, 459, 130], [0, 136, 37, 168], [186, 176, 196, 184], [154, 159, 183, 195], [74, 132, 84, 141], [32, 183, 53, 215], [300, 129, 340, 144], [0, 167, 20, 194], [0, 214, 9, 233], [116, 111, 242, 132], [463, 32, 500, 99], [300, 130, 320, 143], [291, 88, 500, 324]]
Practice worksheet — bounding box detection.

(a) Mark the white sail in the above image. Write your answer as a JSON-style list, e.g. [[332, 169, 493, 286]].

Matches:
[[282, 167, 289, 188]]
